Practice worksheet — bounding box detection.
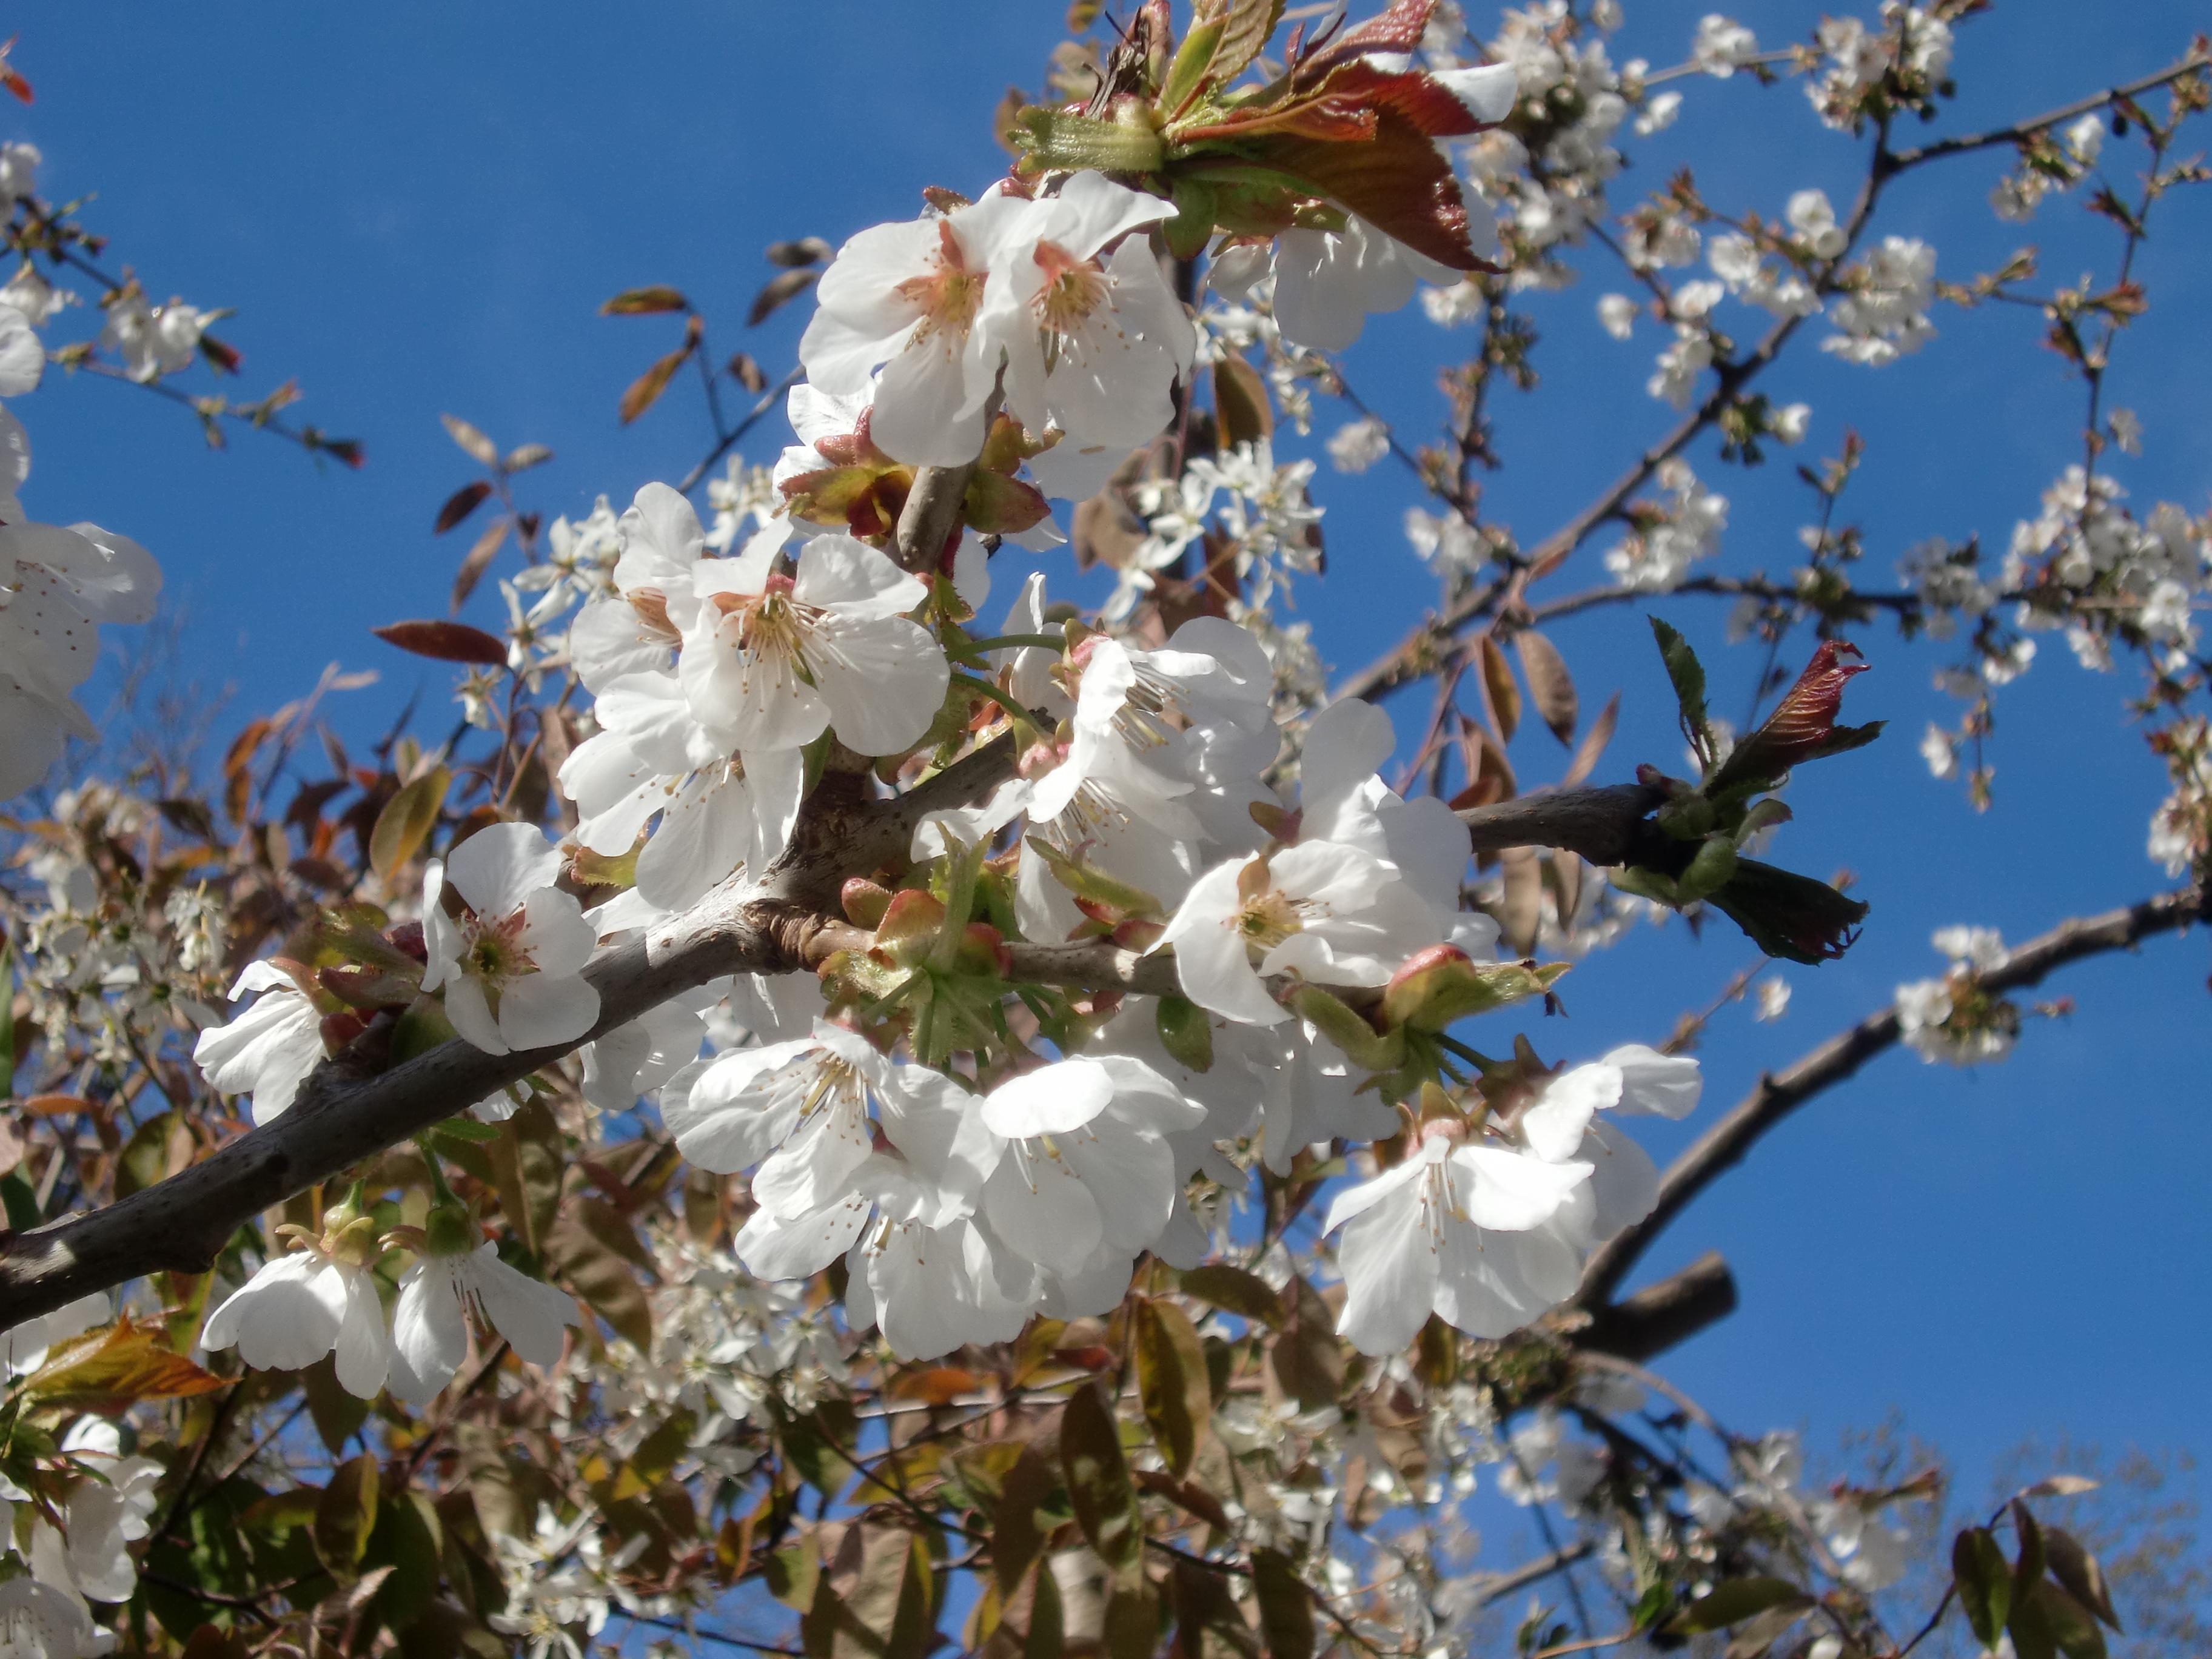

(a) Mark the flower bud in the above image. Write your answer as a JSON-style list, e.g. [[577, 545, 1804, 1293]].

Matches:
[[872, 888, 948, 966], [842, 877, 893, 930], [422, 1202, 478, 1259], [1289, 984, 1404, 1072], [1381, 947, 1566, 1032]]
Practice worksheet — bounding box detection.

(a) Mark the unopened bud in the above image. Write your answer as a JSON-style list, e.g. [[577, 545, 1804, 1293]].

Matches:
[[873, 888, 948, 965], [1382, 947, 1564, 1032], [1289, 984, 1404, 1072], [842, 877, 893, 930]]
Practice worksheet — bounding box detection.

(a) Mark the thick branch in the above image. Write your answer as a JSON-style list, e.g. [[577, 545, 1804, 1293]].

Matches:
[[1575, 883, 2208, 1307], [1572, 1251, 1737, 1363], [0, 734, 1029, 1332], [1461, 784, 1666, 866]]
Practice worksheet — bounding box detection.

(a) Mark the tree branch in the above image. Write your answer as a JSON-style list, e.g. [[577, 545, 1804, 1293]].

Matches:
[[1461, 784, 1666, 866], [894, 459, 977, 574], [1883, 49, 2209, 170], [1573, 1250, 1737, 1362], [0, 734, 1030, 1332], [1574, 882, 2209, 1307]]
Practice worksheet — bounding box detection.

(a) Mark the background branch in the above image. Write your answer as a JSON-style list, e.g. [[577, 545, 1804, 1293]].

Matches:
[[1575, 882, 2210, 1308]]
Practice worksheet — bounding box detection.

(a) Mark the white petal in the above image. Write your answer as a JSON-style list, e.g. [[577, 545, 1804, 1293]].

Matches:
[[497, 971, 600, 1051], [464, 1245, 579, 1367], [1601, 1044, 1702, 1118], [981, 1057, 1112, 1138], [982, 1153, 1102, 1276]]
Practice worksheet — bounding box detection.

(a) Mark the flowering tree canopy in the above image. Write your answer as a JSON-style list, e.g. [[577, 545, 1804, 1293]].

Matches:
[[0, 5, 2208, 1658]]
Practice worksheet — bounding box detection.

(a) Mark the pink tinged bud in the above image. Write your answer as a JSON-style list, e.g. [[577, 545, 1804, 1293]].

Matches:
[[954, 922, 1014, 979], [1110, 916, 1165, 952], [385, 920, 427, 962], [1382, 947, 1569, 1032], [842, 877, 893, 930]]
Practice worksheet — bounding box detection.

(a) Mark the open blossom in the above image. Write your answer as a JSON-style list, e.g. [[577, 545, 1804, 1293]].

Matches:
[[98, 291, 214, 383], [1823, 235, 1936, 365], [991, 171, 1193, 500], [390, 1239, 581, 1402], [192, 960, 325, 1125], [1327, 1124, 1592, 1353], [1272, 215, 1467, 354], [799, 184, 1036, 466], [1519, 1045, 1702, 1245], [201, 1241, 390, 1398], [678, 529, 948, 760], [0, 394, 163, 801], [1326, 415, 1390, 473], [422, 822, 601, 1055], [1692, 14, 1758, 75], [1155, 839, 1444, 1027], [975, 1056, 1201, 1281]]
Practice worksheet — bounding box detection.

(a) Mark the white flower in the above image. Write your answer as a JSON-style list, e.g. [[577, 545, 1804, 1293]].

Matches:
[[202, 1244, 390, 1396], [192, 960, 325, 1125], [799, 185, 1038, 466], [1692, 14, 1758, 76], [1647, 323, 1712, 408], [98, 292, 213, 383], [1326, 416, 1390, 474], [1823, 236, 1936, 366], [1772, 402, 1811, 444], [389, 1241, 580, 1402], [677, 530, 947, 760], [990, 172, 1193, 497], [1326, 1127, 1592, 1353], [1785, 189, 1848, 259], [1815, 1496, 1911, 1591], [1155, 839, 1444, 1027], [2108, 406, 2142, 455], [1272, 216, 1468, 353], [0, 264, 70, 329], [975, 1056, 1201, 1279], [1634, 90, 1681, 136], [1603, 457, 1728, 591], [421, 822, 602, 1055], [1920, 722, 1959, 780], [1597, 293, 1638, 340], [0, 1574, 104, 1657], [0, 415, 163, 800], [1518, 1046, 1700, 1245], [0, 142, 38, 204], [1754, 976, 1791, 1021]]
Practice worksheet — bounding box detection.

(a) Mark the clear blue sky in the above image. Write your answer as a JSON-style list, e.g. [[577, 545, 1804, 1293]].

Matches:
[[13, 0, 2211, 1540]]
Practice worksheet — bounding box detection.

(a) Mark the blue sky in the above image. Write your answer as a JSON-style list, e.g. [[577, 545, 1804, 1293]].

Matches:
[[13, 0, 2212, 1552]]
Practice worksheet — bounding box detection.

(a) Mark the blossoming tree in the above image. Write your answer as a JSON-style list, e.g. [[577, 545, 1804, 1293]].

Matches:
[[0, 5, 2207, 1657]]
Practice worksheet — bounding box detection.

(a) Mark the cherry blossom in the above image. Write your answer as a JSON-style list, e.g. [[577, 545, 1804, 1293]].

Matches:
[[421, 822, 602, 1054], [799, 184, 1036, 466], [389, 1236, 581, 1403], [677, 529, 948, 760], [201, 1239, 391, 1398], [1326, 1124, 1592, 1353], [1155, 838, 1444, 1027], [191, 960, 324, 1125], [990, 172, 1193, 500]]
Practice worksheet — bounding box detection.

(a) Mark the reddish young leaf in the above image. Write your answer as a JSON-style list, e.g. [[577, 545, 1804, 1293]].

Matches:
[[370, 620, 509, 666], [433, 479, 494, 534]]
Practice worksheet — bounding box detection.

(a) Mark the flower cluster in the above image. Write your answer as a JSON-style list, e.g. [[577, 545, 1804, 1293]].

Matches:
[[1894, 925, 2019, 1065]]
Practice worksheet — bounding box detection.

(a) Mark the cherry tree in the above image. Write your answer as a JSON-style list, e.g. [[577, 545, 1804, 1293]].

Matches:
[[0, 6, 2206, 1657]]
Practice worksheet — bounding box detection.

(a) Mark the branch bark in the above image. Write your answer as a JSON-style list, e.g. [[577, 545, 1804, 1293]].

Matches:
[[1461, 784, 1666, 866], [0, 731, 1028, 1332], [1574, 882, 2209, 1309]]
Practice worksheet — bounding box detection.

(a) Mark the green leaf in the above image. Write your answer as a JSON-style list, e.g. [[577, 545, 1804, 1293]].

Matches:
[[0, 1168, 40, 1232], [2043, 1527, 2121, 1631], [1061, 1381, 1144, 1583], [1178, 1264, 1285, 1329], [1954, 1526, 2013, 1646], [315, 1452, 381, 1572], [1160, 18, 1225, 115], [361, 1489, 443, 1634], [1667, 1577, 1810, 1634], [1155, 996, 1215, 1073], [1133, 1298, 1212, 1481], [369, 766, 451, 885], [1647, 615, 1713, 766], [1266, 1276, 1344, 1413], [1250, 1549, 1315, 1659], [2025, 1581, 2108, 1659]]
